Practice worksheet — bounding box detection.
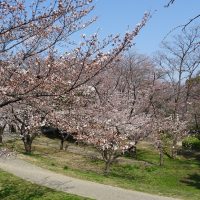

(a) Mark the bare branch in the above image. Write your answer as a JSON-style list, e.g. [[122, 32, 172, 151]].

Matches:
[[164, 0, 176, 7]]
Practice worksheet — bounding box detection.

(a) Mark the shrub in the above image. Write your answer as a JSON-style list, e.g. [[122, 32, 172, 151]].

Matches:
[[182, 136, 200, 151], [63, 165, 69, 170]]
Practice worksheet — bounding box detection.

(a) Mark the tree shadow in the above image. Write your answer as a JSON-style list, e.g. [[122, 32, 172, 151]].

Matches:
[[181, 173, 200, 189], [134, 149, 158, 165], [178, 150, 200, 168], [179, 149, 200, 159]]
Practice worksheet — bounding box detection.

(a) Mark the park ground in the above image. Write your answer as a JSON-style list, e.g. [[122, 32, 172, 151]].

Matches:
[[0, 136, 200, 200]]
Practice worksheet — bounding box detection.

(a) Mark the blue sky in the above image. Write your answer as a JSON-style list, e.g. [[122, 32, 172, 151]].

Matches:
[[78, 0, 200, 56]]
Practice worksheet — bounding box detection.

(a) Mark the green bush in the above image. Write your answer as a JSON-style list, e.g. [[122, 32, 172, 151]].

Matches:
[[182, 136, 200, 151], [63, 165, 69, 170]]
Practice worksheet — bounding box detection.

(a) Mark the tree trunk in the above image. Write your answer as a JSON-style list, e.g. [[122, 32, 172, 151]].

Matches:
[[104, 160, 111, 174], [171, 138, 178, 159], [9, 124, 17, 134], [101, 149, 112, 175], [171, 146, 177, 159], [127, 145, 137, 158], [22, 134, 33, 153], [159, 150, 164, 166], [133, 145, 137, 159], [0, 124, 6, 144], [60, 139, 65, 150], [24, 142, 32, 153], [0, 135, 2, 143]]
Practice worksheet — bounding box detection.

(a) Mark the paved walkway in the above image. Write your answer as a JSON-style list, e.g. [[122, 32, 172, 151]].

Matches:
[[0, 157, 179, 200]]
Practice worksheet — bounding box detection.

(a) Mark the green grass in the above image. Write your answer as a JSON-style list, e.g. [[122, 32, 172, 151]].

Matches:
[[5, 137, 200, 200], [0, 169, 91, 200]]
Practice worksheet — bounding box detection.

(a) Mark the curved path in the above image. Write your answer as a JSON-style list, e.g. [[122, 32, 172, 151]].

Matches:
[[0, 157, 179, 200]]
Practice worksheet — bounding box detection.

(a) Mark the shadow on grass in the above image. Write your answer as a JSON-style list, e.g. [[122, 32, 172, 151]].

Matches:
[[109, 164, 145, 181], [109, 170, 136, 180], [178, 150, 200, 169], [181, 173, 200, 190], [22, 148, 61, 157], [135, 149, 159, 166], [180, 150, 200, 159]]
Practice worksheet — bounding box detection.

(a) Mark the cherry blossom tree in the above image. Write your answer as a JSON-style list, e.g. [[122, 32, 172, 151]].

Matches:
[[0, 1, 150, 156], [10, 102, 45, 153], [0, 0, 150, 109], [62, 61, 156, 173], [39, 66, 148, 172], [152, 115, 187, 165], [141, 74, 189, 163], [0, 106, 14, 143], [185, 74, 200, 132], [153, 27, 200, 152]]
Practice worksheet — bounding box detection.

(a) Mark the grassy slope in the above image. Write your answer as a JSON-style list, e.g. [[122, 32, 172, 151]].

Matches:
[[4, 137, 200, 200], [0, 169, 91, 200]]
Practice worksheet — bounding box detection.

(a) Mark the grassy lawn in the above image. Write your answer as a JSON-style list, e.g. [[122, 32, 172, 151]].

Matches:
[[4, 136, 200, 200], [0, 169, 91, 200]]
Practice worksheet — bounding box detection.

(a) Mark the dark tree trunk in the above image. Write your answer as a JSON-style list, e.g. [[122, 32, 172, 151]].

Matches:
[[60, 139, 64, 150], [101, 149, 116, 175], [9, 124, 17, 134], [24, 142, 32, 153], [126, 145, 137, 158], [134, 146, 137, 159], [104, 160, 111, 174], [22, 134, 33, 153], [0, 124, 6, 144], [0, 135, 2, 143]]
